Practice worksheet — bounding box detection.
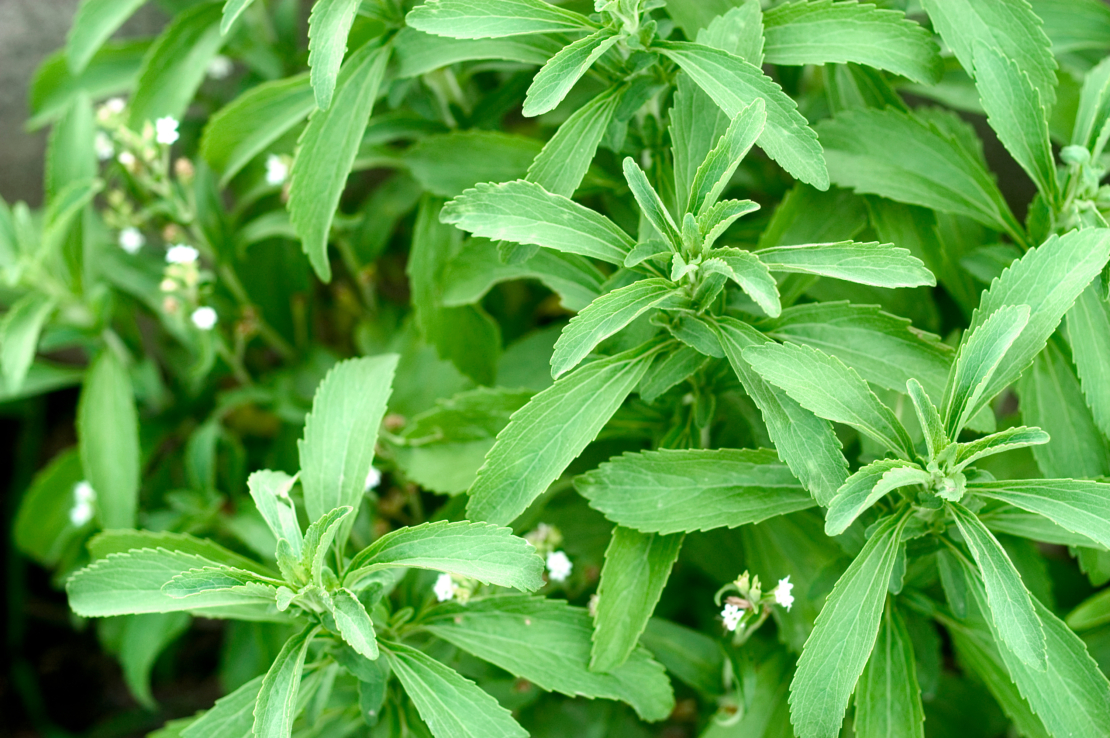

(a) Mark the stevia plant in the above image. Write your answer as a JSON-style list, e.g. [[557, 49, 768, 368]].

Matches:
[[5, 0, 1110, 736]]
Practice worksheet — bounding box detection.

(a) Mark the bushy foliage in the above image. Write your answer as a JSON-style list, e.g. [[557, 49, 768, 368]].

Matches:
[[6, 0, 1110, 736]]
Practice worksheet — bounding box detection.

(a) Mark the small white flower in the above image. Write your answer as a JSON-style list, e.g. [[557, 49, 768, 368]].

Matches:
[[546, 550, 572, 583], [165, 244, 199, 264], [364, 466, 382, 491], [265, 154, 288, 186], [117, 150, 136, 167], [69, 481, 96, 526], [95, 132, 114, 161], [721, 603, 744, 632], [191, 306, 217, 330], [74, 480, 96, 504], [118, 227, 144, 254], [433, 573, 456, 602], [774, 576, 794, 611], [206, 54, 234, 79], [105, 97, 126, 114], [155, 116, 180, 145]]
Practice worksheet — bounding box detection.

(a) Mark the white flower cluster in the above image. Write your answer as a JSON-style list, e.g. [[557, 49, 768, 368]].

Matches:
[[774, 576, 794, 611], [69, 481, 96, 526], [546, 550, 573, 583], [207, 55, 234, 80], [166, 244, 199, 264], [191, 306, 217, 331], [434, 572, 457, 602], [721, 603, 744, 632], [118, 227, 145, 254], [265, 154, 289, 186], [364, 466, 382, 491], [155, 116, 180, 146]]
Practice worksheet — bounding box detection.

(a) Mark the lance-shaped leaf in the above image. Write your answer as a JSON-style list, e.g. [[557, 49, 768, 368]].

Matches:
[[1067, 279, 1110, 438], [954, 427, 1049, 471], [698, 200, 760, 249], [969, 228, 1110, 404], [1072, 55, 1110, 151], [386, 642, 527, 738], [762, 0, 942, 85], [757, 241, 935, 289], [825, 459, 928, 536], [248, 470, 303, 557], [87, 529, 275, 577], [77, 350, 139, 530], [344, 520, 544, 591], [162, 566, 280, 599], [405, 0, 596, 39], [921, 0, 1056, 108], [713, 316, 849, 506], [656, 41, 829, 189], [528, 84, 622, 197], [576, 448, 812, 533], [201, 73, 315, 184], [307, 0, 361, 110], [523, 29, 619, 117], [973, 42, 1057, 208], [979, 506, 1103, 549], [942, 304, 1031, 437], [551, 278, 681, 378], [330, 588, 378, 660], [393, 27, 563, 78], [66, 0, 148, 74], [854, 606, 925, 738], [1069, 589, 1110, 631], [816, 108, 1022, 241], [687, 98, 766, 214], [591, 528, 684, 673], [948, 503, 1046, 670], [908, 378, 949, 460], [424, 596, 674, 721], [466, 341, 662, 525], [671, 75, 733, 212], [298, 354, 397, 540], [181, 674, 263, 738], [970, 479, 1110, 551], [221, 0, 255, 34], [1, 293, 55, 394], [623, 158, 681, 248], [707, 250, 782, 318], [253, 625, 320, 738], [742, 341, 914, 459], [441, 180, 634, 265], [765, 304, 951, 401], [68, 550, 275, 616], [288, 40, 390, 281], [789, 511, 909, 738], [301, 506, 353, 584]]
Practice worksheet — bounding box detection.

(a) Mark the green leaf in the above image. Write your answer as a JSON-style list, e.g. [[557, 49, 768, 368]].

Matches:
[[954, 426, 1049, 471], [742, 341, 914, 459], [816, 108, 1021, 241], [221, 0, 255, 34], [523, 29, 618, 117], [789, 510, 910, 738], [670, 75, 732, 213], [1069, 589, 1110, 631], [921, 0, 1056, 108], [119, 612, 191, 709], [974, 229, 1110, 412], [201, 73, 315, 184], [247, 470, 303, 558], [971, 479, 1110, 551], [687, 99, 766, 214], [13, 450, 86, 566], [307, 0, 360, 110], [29, 40, 149, 130], [406, 132, 542, 198], [826, 459, 928, 536], [181, 675, 263, 738], [576, 448, 812, 533], [1, 293, 55, 394], [66, 0, 147, 74], [77, 351, 139, 530], [762, 0, 942, 84], [46, 94, 96, 199], [128, 2, 227, 127], [943, 304, 1031, 437], [87, 529, 273, 577], [1071, 55, 1110, 150], [697, 200, 761, 250], [622, 158, 681, 248], [67, 549, 279, 617], [707, 248, 782, 318], [948, 502, 1046, 669], [344, 520, 544, 591], [162, 566, 278, 599], [394, 27, 562, 78], [765, 303, 952, 401], [300, 506, 353, 584], [441, 180, 634, 265], [908, 378, 949, 459], [330, 588, 378, 660], [288, 40, 391, 281], [591, 527, 683, 672], [757, 241, 936, 288], [972, 43, 1057, 207], [639, 618, 725, 696], [1067, 279, 1110, 438], [1018, 337, 1110, 479], [466, 340, 662, 525], [386, 641, 527, 738], [551, 278, 680, 378], [298, 354, 397, 535], [253, 625, 319, 738], [528, 85, 623, 197], [406, 0, 594, 38], [696, 2, 764, 64], [423, 595, 674, 720], [712, 316, 849, 506], [656, 41, 829, 189], [854, 606, 925, 738]]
